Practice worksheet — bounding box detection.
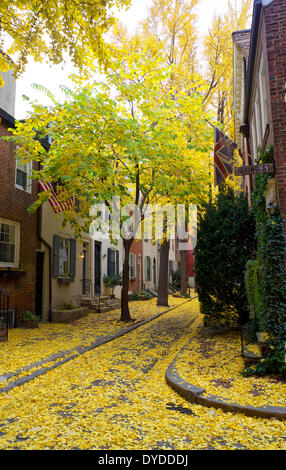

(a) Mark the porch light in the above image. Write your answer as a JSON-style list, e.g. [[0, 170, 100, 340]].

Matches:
[[79, 252, 85, 259], [266, 201, 277, 217]]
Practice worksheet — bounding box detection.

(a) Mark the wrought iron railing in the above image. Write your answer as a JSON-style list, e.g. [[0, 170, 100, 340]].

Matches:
[[81, 279, 101, 312], [0, 288, 9, 341]]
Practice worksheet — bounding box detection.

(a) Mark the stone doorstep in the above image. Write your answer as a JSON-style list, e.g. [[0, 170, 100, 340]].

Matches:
[[165, 343, 286, 421]]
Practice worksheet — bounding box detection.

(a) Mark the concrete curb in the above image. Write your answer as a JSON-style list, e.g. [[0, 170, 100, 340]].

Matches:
[[0, 298, 195, 394], [165, 338, 286, 421]]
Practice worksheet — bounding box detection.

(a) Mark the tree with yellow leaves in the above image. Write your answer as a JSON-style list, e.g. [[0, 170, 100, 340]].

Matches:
[[202, 0, 252, 130], [140, 0, 200, 91], [0, 0, 131, 81], [5, 36, 211, 321]]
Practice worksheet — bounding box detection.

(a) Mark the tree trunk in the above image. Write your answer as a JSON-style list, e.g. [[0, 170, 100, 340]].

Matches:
[[157, 238, 170, 307], [121, 238, 133, 322]]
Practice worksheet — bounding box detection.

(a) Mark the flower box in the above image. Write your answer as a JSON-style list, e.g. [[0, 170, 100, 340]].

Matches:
[[17, 318, 39, 329]]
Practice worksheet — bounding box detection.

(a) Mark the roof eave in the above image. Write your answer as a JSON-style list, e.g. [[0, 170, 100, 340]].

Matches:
[[244, 0, 263, 124]]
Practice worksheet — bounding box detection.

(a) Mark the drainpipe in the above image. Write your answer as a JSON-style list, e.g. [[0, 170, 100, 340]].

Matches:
[[37, 204, 53, 322]]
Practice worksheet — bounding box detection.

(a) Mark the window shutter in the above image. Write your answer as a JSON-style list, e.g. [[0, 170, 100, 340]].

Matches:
[[133, 254, 136, 279], [129, 253, 132, 279], [53, 235, 60, 278], [144, 257, 147, 281], [70, 239, 76, 278], [107, 248, 112, 276], [116, 250, 119, 275]]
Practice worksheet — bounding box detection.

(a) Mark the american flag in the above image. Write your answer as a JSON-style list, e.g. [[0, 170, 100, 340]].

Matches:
[[214, 128, 237, 186], [38, 181, 74, 214]]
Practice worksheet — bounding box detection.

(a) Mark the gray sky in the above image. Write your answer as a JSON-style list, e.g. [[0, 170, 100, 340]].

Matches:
[[14, 0, 249, 119]]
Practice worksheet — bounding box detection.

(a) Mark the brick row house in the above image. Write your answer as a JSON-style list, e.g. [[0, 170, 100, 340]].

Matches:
[[233, 0, 286, 229], [0, 59, 41, 324]]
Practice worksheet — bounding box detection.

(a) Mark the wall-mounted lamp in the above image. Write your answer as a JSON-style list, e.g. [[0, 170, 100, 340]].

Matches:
[[79, 252, 85, 259], [266, 201, 278, 217]]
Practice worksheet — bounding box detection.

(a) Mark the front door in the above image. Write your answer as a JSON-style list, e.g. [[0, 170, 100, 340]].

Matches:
[[82, 243, 88, 296], [35, 251, 44, 319], [94, 241, 101, 294]]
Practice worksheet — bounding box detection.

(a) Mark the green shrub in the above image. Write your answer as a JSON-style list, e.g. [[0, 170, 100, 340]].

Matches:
[[194, 186, 256, 329], [246, 146, 286, 377], [133, 290, 152, 300], [21, 311, 38, 320], [244, 259, 260, 322], [103, 274, 123, 288]]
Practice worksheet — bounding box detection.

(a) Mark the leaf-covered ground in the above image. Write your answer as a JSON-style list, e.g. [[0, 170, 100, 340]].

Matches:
[[175, 330, 286, 408], [0, 296, 285, 450]]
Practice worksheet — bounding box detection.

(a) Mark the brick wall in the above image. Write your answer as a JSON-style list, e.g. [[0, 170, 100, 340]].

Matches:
[[0, 120, 40, 320], [264, 0, 286, 229]]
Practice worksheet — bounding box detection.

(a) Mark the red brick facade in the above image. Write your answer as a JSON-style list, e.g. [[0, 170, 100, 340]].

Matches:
[[264, 0, 286, 229], [0, 114, 40, 321]]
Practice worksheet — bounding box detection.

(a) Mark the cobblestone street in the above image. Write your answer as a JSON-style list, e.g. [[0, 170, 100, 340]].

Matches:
[[0, 298, 285, 450]]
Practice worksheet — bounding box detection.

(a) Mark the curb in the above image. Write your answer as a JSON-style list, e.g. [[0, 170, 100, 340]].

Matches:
[[165, 338, 286, 421], [0, 297, 195, 394]]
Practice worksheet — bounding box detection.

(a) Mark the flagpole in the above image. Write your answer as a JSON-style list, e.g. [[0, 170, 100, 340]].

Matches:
[[205, 119, 217, 130]]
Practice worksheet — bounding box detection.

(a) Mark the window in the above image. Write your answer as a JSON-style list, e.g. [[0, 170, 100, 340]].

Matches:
[[15, 158, 32, 192], [107, 248, 119, 276], [53, 235, 76, 279], [259, 56, 268, 137], [0, 219, 20, 268], [129, 253, 136, 280], [59, 238, 70, 276], [251, 119, 258, 163], [145, 256, 151, 281], [255, 89, 262, 147]]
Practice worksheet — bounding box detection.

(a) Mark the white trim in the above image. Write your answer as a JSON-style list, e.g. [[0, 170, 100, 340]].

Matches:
[[255, 88, 262, 147], [259, 55, 268, 136], [251, 119, 258, 163], [0, 217, 20, 268], [129, 252, 136, 280]]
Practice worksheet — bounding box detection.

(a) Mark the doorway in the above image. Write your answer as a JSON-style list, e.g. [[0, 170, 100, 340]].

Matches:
[[35, 251, 44, 319], [94, 241, 101, 294]]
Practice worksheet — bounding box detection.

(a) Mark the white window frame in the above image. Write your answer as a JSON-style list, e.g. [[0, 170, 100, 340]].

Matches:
[[0, 218, 20, 268], [15, 157, 32, 193], [129, 253, 136, 280], [255, 88, 262, 147], [259, 55, 268, 137], [251, 118, 258, 163], [145, 255, 151, 281]]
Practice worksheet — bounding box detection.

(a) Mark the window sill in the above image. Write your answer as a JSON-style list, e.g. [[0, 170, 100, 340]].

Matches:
[[0, 268, 27, 279]]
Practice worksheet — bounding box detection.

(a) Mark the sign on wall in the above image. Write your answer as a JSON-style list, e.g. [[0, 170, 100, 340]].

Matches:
[[234, 163, 274, 176]]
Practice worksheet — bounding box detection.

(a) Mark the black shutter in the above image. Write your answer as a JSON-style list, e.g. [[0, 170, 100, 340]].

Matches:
[[53, 235, 60, 278], [116, 250, 119, 275], [107, 248, 112, 276], [70, 239, 76, 278]]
